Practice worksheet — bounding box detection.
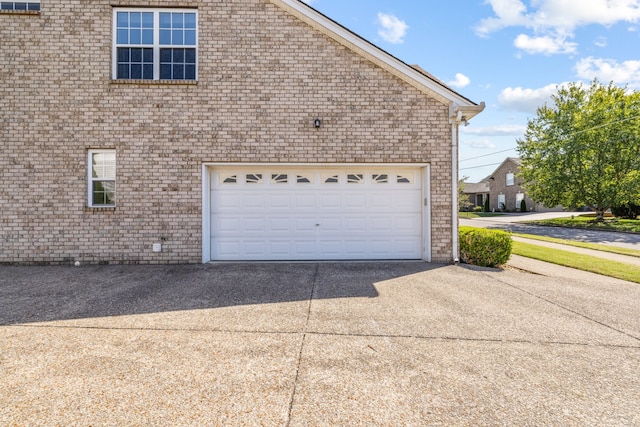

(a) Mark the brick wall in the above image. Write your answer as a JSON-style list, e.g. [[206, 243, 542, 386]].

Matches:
[[488, 159, 534, 212], [1, 0, 455, 264]]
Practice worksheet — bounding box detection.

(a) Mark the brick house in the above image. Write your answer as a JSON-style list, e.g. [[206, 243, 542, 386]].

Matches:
[[488, 158, 562, 212], [461, 180, 489, 211], [1, 0, 483, 264]]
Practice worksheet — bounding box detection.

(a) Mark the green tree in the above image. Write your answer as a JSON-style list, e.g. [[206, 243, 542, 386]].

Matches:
[[458, 176, 473, 212], [517, 80, 640, 221]]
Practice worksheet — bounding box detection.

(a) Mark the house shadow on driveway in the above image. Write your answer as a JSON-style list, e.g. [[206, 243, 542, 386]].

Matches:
[[0, 262, 442, 326]]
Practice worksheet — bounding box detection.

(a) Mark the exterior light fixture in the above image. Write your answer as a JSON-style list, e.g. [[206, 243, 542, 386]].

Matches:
[[314, 118, 322, 128]]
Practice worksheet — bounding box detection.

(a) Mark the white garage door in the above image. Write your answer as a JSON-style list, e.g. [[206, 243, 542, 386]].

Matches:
[[209, 167, 424, 261]]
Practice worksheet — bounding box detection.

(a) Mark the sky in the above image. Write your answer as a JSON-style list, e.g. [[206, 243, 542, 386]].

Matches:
[[301, 0, 640, 182]]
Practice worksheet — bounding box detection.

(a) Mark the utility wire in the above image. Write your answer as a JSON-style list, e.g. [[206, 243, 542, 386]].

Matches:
[[459, 162, 503, 171], [459, 147, 517, 162], [459, 114, 640, 165]]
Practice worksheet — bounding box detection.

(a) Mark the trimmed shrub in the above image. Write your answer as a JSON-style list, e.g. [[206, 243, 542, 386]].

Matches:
[[483, 197, 490, 213], [473, 206, 483, 213], [520, 199, 527, 212], [611, 203, 640, 220], [459, 226, 512, 267]]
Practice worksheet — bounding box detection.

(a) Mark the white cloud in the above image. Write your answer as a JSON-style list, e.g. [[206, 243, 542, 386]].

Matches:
[[532, 0, 640, 29], [476, 0, 640, 55], [496, 60, 640, 115], [461, 124, 527, 137], [478, 0, 640, 33], [514, 34, 577, 55], [575, 56, 640, 86], [448, 73, 471, 88], [475, 0, 530, 36], [498, 83, 570, 113], [377, 13, 409, 44], [461, 138, 496, 149], [594, 36, 608, 47]]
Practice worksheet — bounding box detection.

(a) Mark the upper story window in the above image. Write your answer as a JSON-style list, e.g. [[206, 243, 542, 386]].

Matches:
[[0, 1, 40, 11], [113, 9, 197, 81], [506, 172, 515, 186]]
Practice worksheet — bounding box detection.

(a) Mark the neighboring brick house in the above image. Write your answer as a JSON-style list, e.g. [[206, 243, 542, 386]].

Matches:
[[487, 158, 562, 213], [1, 0, 483, 264], [462, 180, 489, 210]]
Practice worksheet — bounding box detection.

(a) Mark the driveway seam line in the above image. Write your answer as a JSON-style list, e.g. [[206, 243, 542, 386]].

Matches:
[[485, 272, 640, 343], [285, 262, 319, 427], [7, 324, 639, 349]]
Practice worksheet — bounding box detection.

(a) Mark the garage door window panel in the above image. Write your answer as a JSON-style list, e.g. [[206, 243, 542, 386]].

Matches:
[[271, 174, 288, 184], [347, 174, 364, 184], [397, 174, 414, 184], [221, 174, 237, 184], [372, 174, 389, 184], [246, 174, 262, 184], [322, 174, 339, 184]]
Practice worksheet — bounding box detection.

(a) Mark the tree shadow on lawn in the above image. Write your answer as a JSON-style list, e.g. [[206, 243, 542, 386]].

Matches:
[[0, 262, 444, 325]]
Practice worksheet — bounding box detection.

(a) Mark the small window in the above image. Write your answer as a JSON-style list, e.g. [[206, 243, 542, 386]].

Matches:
[[397, 175, 413, 184], [506, 173, 515, 186], [246, 173, 262, 184], [322, 174, 339, 184], [113, 9, 197, 81], [271, 174, 288, 184], [347, 174, 363, 184], [88, 150, 116, 207], [221, 174, 237, 184], [498, 194, 506, 211], [372, 174, 388, 184], [0, 1, 40, 11], [297, 175, 311, 184]]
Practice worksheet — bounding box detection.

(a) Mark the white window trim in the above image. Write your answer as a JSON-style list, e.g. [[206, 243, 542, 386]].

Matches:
[[498, 194, 506, 210], [112, 8, 198, 81], [88, 149, 116, 208], [506, 172, 515, 186], [0, 1, 40, 11]]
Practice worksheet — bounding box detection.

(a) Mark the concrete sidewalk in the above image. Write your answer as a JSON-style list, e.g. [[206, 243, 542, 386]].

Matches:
[[1, 263, 639, 425]]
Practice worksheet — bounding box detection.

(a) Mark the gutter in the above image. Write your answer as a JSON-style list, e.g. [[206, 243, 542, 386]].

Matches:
[[450, 103, 485, 262]]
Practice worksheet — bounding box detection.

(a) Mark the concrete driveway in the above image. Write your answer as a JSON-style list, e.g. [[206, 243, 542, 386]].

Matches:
[[1, 262, 639, 426]]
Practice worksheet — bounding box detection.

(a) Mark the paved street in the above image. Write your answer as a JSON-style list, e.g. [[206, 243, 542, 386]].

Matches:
[[461, 212, 640, 251], [1, 262, 639, 425]]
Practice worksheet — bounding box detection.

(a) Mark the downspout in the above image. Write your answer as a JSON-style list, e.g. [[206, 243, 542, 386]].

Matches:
[[451, 119, 460, 262], [449, 102, 485, 263]]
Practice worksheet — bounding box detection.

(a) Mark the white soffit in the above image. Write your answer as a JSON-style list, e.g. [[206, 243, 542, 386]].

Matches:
[[270, 0, 479, 108]]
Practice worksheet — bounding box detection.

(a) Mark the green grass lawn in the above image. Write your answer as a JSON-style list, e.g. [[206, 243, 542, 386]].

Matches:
[[526, 214, 640, 233], [511, 233, 640, 258], [459, 212, 505, 219], [511, 241, 640, 284]]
